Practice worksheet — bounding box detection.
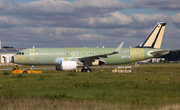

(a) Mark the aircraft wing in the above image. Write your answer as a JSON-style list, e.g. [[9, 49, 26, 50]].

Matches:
[[78, 42, 124, 63], [150, 49, 170, 57]]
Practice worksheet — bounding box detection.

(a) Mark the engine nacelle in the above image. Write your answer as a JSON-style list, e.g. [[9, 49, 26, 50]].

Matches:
[[55, 61, 78, 71]]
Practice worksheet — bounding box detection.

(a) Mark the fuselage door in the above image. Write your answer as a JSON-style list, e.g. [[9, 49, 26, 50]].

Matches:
[[30, 49, 35, 59], [29, 49, 41, 64]]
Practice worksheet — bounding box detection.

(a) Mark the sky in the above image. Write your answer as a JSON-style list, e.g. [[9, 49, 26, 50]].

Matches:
[[1, 0, 180, 50]]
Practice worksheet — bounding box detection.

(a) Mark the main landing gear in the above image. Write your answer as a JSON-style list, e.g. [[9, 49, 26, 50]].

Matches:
[[81, 67, 92, 73]]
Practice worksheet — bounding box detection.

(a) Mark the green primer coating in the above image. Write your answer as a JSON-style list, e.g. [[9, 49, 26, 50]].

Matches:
[[14, 47, 163, 65]]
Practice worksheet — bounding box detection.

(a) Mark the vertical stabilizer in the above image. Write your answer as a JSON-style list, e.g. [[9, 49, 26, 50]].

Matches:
[[137, 22, 166, 49]]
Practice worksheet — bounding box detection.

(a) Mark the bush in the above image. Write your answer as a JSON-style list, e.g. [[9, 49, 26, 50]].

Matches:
[[3, 71, 9, 75]]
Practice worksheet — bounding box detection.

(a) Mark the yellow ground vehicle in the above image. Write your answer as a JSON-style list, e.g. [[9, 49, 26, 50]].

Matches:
[[12, 66, 42, 74]]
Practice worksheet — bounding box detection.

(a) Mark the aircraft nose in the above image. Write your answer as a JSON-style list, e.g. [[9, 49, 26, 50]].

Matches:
[[11, 56, 14, 63]]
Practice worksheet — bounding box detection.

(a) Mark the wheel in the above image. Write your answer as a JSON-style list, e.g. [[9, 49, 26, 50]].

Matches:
[[86, 68, 92, 73], [81, 68, 87, 72], [23, 71, 28, 74]]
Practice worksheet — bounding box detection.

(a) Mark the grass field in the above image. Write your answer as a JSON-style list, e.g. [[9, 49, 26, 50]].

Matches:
[[0, 64, 180, 110]]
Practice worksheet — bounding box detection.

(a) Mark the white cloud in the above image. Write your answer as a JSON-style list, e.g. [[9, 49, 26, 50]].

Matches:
[[169, 13, 180, 28], [38, 12, 169, 29], [21, 27, 44, 35], [19, 0, 70, 13], [0, 1, 170, 29], [130, 0, 180, 11], [80, 0, 125, 8], [131, 13, 169, 23], [75, 12, 133, 28], [95, 28, 137, 38], [0, 0, 125, 16], [0, 16, 21, 28], [171, 13, 180, 23], [0, 0, 179, 49], [78, 33, 106, 40], [110, 12, 133, 25]]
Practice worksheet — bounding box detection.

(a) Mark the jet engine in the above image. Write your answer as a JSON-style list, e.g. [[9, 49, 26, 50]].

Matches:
[[55, 61, 78, 71]]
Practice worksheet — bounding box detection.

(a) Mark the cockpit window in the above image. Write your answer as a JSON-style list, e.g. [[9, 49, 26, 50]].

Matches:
[[16, 52, 21, 55], [16, 52, 25, 55]]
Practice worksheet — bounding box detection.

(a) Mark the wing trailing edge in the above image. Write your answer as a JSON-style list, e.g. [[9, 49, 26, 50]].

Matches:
[[78, 42, 124, 63]]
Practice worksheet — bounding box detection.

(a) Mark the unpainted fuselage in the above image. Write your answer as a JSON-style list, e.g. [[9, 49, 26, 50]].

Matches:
[[13, 47, 166, 65]]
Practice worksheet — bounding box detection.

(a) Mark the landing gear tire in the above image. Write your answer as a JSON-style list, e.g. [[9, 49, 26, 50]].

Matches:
[[23, 71, 27, 74], [86, 68, 91, 73], [81, 68, 87, 72], [81, 68, 92, 73]]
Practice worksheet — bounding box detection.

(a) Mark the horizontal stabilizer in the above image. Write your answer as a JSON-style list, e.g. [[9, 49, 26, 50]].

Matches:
[[150, 50, 170, 57]]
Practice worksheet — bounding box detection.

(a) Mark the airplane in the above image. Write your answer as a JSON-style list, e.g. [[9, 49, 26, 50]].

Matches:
[[12, 22, 170, 72]]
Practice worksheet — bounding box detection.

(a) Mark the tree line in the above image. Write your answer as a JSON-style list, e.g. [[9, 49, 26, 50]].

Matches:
[[159, 50, 180, 61]]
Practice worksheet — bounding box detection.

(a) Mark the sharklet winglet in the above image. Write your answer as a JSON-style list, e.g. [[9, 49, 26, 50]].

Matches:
[[114, 42, 124, 53]]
